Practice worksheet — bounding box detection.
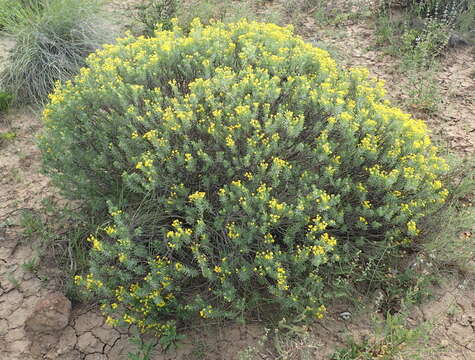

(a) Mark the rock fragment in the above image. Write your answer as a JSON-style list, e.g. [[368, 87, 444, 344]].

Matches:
[[25, 292, 71, 333]]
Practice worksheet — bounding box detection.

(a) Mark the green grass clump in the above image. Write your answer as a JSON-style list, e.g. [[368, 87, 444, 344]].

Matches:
[[0, 90, 13, 124], [17, 198, 96, 300], [0, 0, 44, 29], [39, 20, 449, 340], [331, 311, 431, 360], [0, 91, 12, 112], [0, 0, 110, 105]]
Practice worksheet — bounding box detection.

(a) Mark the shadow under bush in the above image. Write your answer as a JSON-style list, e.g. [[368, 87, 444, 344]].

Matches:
[[39, 20, 450, 338]]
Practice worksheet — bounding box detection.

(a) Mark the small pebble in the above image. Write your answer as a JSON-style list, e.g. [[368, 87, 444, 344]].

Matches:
[[339, 311, 351, 321]]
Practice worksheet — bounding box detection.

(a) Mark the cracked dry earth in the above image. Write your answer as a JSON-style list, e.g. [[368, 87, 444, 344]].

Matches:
[[0, 241, 130, 360], [0, 223, 267, 360], [1, 4, 475, 359]]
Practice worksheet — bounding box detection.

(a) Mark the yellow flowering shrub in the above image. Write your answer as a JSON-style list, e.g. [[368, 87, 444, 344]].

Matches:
[[40, 20, 449, 337]]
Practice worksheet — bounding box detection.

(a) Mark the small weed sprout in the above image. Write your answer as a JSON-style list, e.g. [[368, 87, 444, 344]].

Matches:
[[127, 333, 157, 360], [0, 91, 13, 113]]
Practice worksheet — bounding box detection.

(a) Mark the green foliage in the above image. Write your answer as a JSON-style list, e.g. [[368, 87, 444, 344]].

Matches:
[[456, 1, 475, 33], [127, 334, 157, 360], [21, 256, 40, 273], [0, 130, 16, 147], [176, 0, 261, 31], [375, 11, 450, 61], [0, 0, 43, 29], [129, 0, 266, 37], [18, 199, 96, 300], [374, 2, 457, 112], [6, 272, 20, 288], [158, 325, 186, 351], [383, 19, 445, 114], [378, 0, 470, 20], [375, 0, 474, 58], [421, 154, 475, 271], [40, 20, 449, 338], [0, 0, 110, 105], [283, 0, 370, 28], [406, 0, 471, 27], [331, 311, 431, 360], [403, 60, 441, 113], [374, 266, 435, 314], [132, 0, 179, 36], [0, 91, 13, 113]]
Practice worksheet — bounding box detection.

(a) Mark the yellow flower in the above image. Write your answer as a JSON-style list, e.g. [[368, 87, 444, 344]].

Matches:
[[359, 217, 368, 225], [357, 183, 367, 192], [105, 316, 118, 326], [226, 135, 235, 147], [264, 233, 275, 244], [407, 220, 419, 235], [188, 191, 206, 202], [321, 233, 336, 247], [111, 209, 123, 217], [432, 180, 442, 190], [315, 304, 326, 319], [244, 172, 253, 180], [87, 235, 103, 251], [104, 226, 116, 235], [272, 157, 291, 168]]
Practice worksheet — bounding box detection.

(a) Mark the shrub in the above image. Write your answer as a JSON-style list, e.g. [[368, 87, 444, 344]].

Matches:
[[0, 0, 110, 105], [131, 0, 179, 36], [175, 0, 261, 31], [39, 20, 449, 337], [409, 0, 470, 25]]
